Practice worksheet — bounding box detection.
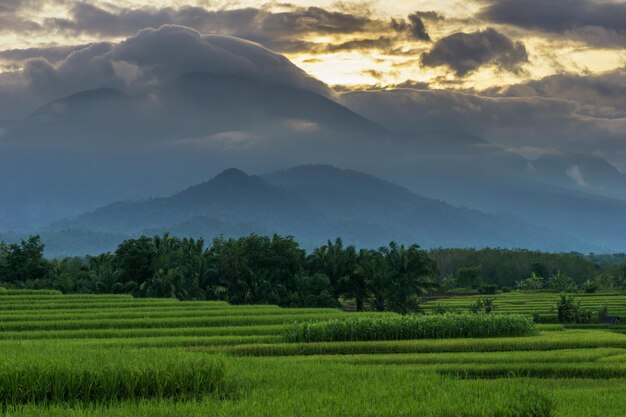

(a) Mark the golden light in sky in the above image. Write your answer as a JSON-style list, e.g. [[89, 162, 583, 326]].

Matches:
[[0, 0, 624, 91]]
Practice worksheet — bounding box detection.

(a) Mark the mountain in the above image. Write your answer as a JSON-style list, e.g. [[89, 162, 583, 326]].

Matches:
[[0, 73, 396, 231], [1, 72, 626, 253], [46, 165, 589, 256], [530, 152, 626, 200]]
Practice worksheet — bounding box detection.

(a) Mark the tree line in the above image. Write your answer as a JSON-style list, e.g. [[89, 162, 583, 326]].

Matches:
[[1, 235, 625, 312], [0, 235, 437, 313]]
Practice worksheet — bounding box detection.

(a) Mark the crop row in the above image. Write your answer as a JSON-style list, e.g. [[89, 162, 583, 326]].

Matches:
[[285, 314, 534, 342], [0, 346, 225, 405], [0, 307, 340, 323], [0, 325, 286, 340], [221, 329, 626, 356], [0, 312, 388, 332]]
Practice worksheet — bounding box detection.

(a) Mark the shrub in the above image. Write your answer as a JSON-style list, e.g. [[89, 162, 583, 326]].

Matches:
[[556, 295, 592, 324], [284, 313, 534, 342], [479, 284, 499, 294], [597, 305, 609, 322], [469, 297, 495, 314]]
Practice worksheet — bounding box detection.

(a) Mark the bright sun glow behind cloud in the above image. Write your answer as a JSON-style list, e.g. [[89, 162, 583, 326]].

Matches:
[[0, 0, 624, 91]]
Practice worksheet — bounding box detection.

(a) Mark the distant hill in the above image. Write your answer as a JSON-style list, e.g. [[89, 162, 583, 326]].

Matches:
[[531, 152, 626, 200], [0, 73, 394, 231], [1, 72, 625, 253], [46, 165, 588, 256]]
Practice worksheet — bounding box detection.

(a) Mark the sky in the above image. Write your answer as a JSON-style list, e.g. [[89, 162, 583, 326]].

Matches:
[[0, 0, 625, 167]]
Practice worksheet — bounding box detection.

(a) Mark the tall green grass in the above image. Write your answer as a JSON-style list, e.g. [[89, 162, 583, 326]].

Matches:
[[0, 346, 225, 405], [285, 313, 535, 342]]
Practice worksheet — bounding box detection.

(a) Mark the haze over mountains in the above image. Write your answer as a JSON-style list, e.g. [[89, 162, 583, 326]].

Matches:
[[0, 28, 625, 255], [42, 165, 585, 256]]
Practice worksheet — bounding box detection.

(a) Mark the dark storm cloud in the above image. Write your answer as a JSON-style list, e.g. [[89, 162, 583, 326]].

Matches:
[[0, 45, 88, 64], [483, 0, 626, 32], [408, 13, 431, 41], [482, 0, 626, 47], [0, 25, 332, 119], [45, 3, 374, 52], [421, 28, 528, 76], [324, 36, 396, 52], [391, 11, 438, 42], [487, 67, 626, 119], [339, 68, 626, 159], [413, 11, 444, 21]]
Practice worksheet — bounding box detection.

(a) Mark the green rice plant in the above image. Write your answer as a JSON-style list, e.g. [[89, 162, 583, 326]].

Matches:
[[0, 359, 555, 417], [0, 312, 372, 332], [0, 307, 340, 323], [0, 346, 225, 405], [0, 324, 287, 341], [284, 313, 535, 342], [0, 290, 62, 296], [226, 329, 626, 356]]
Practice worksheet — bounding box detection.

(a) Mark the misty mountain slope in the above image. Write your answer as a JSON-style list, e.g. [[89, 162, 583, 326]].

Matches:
[[1, 71, 624, 254], [51, 168, 321, 235], [531, 152, 626, 200], [0, 73, 396, 231], [398, 162, 626, 252], [4, 73, 390, 147], [49, 165, 590, 255]]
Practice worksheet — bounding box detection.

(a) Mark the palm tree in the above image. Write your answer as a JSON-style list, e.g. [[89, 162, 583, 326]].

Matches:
[[382, 242, 438, 314]]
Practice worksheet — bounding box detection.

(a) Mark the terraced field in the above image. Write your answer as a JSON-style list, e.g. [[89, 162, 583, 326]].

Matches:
[[422, 291, 626, 323], [2, 290, 626, 416]]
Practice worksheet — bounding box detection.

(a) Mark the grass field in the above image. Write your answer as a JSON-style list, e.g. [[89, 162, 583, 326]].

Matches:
[[1, 290, 626, 416], [420, 291, 626, 322]]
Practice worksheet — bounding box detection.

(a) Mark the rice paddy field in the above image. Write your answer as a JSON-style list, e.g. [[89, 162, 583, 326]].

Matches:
[[421, 291, 626, 323], [2, 289, 626, 416]]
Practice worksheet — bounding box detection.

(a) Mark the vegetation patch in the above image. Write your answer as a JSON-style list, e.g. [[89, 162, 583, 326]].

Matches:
[[284, 313, 535, 342], [0, 347, 225, 406]]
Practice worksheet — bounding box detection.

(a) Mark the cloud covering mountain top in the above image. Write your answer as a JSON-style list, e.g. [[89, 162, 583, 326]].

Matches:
[[0, 25, 332, 119]]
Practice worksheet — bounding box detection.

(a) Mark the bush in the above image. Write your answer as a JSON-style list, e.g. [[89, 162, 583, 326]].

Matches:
[[479, 284, 499, 294], [284, 313, 535, 342], [469, 297, 495, 314], [556, 295, 592, 324], [598, 305, 609, 322]]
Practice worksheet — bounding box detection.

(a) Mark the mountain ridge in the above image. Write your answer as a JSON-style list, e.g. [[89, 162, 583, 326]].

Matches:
[[44, 164, 592, 256]]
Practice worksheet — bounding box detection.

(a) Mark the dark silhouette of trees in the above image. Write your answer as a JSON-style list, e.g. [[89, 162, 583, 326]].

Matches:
[[2, 234, 625, 310]]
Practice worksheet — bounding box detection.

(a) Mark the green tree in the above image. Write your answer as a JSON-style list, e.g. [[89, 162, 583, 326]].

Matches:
[[308, 238, 358, 308], [113, 236, 157, 288], [355, 249, 390, 312], [516, 272, 544, 290], [549, 270, 576, 292], [454, 265, 482, 289], [381, 242, 438, 314], [291, 273, 338, 308], [2, 235, 48, 284]]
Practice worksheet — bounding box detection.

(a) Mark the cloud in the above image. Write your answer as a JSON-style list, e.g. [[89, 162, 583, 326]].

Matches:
[[566, 165, 589, 187], [488, 67, 626, 119], [408, 13, 431, 41], [324, 36, 396, 52], [0, 45, 89, 64], [0, 0, 47, 32], [45, 3, 375, 53], [482, 0, 626, 47], [421, 28, 528, 76], [483, 0, 626, 32], [391, 11, 435, 42], [338, 72, 626, 164], [0, 25, 332, 119]]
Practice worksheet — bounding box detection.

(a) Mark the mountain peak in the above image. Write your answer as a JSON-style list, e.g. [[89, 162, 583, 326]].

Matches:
[[213, 168, 250, 182]]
